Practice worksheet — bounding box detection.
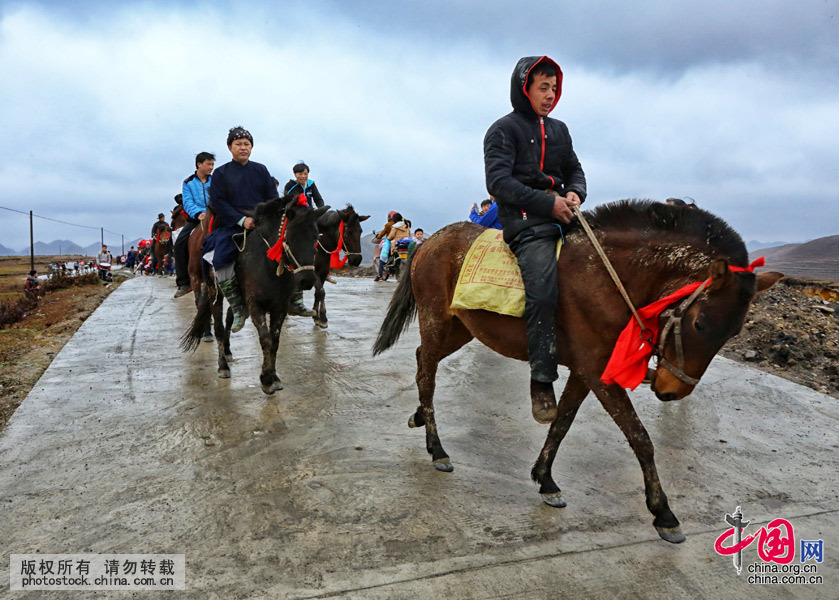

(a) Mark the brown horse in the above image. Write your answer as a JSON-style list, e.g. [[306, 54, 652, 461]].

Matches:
[[373, 200, 782, 543], [152, 226, 172, 275], [311, 205, 370, 328]]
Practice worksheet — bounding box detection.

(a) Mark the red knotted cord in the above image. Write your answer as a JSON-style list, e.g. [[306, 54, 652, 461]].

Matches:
[[266, 194, 310, 263], [600, 257, 765, 389], [330, 220, 348, 269]]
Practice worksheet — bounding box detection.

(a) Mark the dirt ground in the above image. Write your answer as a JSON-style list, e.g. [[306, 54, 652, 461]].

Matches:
[[722, 276, 839, 397], [0, 256, 128, 429], [1, 258, 836, 434]]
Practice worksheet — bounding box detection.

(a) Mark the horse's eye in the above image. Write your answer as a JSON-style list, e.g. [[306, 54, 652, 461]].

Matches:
[[694, 314, 707, 333]]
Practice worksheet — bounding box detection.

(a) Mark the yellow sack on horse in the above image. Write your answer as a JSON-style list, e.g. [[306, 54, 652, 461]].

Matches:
[[451, 229, 561, 317]]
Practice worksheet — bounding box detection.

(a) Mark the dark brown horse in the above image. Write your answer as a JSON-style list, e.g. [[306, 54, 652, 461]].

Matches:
[[373, 200, 782, 543], [152, 226, 172, 275], [182, 195, 329, 392], [311, 205, 370, 328]]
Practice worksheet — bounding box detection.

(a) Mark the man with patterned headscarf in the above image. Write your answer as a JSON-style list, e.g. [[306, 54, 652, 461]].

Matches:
[[202, 126, 279, 332]]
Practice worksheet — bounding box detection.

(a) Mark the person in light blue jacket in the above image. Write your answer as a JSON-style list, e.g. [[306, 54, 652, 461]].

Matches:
[[174, 152, 214, 298], [469, 197, 503, 229]]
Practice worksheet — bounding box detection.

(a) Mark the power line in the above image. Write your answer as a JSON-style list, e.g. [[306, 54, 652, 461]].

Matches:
[[0, 204, 100, 231]]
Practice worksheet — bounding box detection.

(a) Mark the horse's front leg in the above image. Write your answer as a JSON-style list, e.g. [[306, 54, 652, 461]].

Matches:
[[594, 383, 685, 543], [254, 310, 283, 394], [210, 287, 230, 377], [531, 371, 590, 508], [313, 279, 327, 328]]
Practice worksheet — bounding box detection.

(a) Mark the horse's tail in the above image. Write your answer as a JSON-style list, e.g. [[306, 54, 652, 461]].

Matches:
[[373, 249, 418, 356], [181, 288, 212, 353]]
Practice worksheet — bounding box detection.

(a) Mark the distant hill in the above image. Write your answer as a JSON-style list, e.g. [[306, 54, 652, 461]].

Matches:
[[746, 239, 798, 252], [0, 244, 21, 256], [751, 234, 839, 281], [360, 233, 376, 265], [32, 240, 87, 256]]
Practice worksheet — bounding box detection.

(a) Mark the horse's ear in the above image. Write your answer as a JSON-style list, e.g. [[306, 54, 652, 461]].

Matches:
[[359, 215, 371, 222], [706, 259, 732, 291], [314, 206, 330, 220], [755, 271, 784, 294]]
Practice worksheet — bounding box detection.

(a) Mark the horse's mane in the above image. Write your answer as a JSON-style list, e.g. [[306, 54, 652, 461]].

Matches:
[[253, 196, 290, 224], [584, 199, 748, 267], [319, 204, 356, 228]]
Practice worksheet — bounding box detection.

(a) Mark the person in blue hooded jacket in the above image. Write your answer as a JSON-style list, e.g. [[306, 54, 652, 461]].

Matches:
[[484, 55, 587, 424], [174, 151, 214, 298]]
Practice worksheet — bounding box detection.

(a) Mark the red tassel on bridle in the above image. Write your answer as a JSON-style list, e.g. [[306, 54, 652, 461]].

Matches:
[[330, 220, 348, 269], [266, 194, 310, 264]]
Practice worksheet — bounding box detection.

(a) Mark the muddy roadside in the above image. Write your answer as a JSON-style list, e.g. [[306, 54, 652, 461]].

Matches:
[[0, 256, 134, 429]]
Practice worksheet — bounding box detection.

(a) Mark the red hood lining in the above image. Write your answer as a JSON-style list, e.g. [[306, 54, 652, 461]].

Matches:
[[522, 56, 563, 117]]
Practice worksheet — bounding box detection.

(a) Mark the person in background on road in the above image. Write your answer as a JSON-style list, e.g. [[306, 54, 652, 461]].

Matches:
[[283, 162, 324, 208], [374, 212, 404, 281], [484, 55, 587, 424], [25, 269, 42, 298], [408, 228, 424, 256], [281, 162, 322, 316], [174, 151, 215, 298], [96, 245, 113, 281], [469, 197, 503, 230], [201, 126, 279, 333], [126, 246, 136, 273]]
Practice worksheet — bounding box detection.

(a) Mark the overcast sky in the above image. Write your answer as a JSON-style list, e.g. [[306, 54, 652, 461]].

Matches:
[[1, 0, 837, 252]]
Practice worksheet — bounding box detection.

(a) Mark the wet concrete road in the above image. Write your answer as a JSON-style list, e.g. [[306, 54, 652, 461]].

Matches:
[[1, 275, 837, 599]]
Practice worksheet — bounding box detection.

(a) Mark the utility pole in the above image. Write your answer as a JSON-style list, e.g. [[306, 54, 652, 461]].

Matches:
[[121, 234, 124, 256], [29, 210, 34, 271], [101, 227, 104, 248]]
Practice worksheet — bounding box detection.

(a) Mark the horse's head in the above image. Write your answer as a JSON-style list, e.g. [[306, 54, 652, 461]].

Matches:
[[171, 206, 188, 230], [338, 205, 370, 267], [651, 259, 783, 401], [281, 196, 330, 290]]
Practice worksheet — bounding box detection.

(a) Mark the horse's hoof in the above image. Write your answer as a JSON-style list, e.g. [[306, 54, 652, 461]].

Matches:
[[202, 335, 214, 343], [432, 458, 453, 472], [315, 321, 328, 329], [541, 492, 567, 508], [655, 525, 686, 544], [408, 414, 419, 428], [218, 370, 230, 379], [261, 380, 284, 394]]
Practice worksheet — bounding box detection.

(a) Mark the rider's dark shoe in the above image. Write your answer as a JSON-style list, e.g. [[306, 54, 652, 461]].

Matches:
[[530, 379, 558, 424], [173, 285, 191, 299], [288, 292, 316, 317], [217, 277, 248, 333], [373, 276, 381, 281]]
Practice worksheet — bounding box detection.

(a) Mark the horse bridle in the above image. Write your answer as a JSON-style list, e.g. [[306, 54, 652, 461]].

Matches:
[[234, 225, 316, 275], [572, 205, 704, 387], [655, 279, 709, 386], [316, 216, 363, 260], [316, 236, 362, 259]]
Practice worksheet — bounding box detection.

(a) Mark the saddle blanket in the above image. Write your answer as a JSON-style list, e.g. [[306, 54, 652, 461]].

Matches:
[[450, 229, 562, 317]]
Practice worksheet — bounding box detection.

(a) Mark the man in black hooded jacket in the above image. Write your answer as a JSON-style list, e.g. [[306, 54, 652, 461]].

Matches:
[[484, 55, 587, 424]]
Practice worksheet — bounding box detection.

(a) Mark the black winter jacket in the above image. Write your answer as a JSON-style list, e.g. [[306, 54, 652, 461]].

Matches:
[[484, 56, 587, 244]]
